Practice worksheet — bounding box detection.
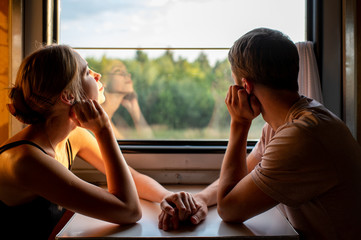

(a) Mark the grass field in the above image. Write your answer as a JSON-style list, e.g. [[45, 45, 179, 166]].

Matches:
[[118, 115, 265, 140]]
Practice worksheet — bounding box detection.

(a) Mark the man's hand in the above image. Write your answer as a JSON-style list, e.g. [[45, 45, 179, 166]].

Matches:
[[225, 85, 261, 124], [158, 192, 208, 231]]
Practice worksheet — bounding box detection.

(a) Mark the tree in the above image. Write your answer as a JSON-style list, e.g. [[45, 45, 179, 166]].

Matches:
[[86, 50, 230, 138]]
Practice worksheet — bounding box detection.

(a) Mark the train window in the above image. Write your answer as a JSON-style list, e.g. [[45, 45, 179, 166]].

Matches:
[[59, 0, 306, 140]]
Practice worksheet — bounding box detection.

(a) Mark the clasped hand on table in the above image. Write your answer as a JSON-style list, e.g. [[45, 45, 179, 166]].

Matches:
[[158, 192, 208, 231]]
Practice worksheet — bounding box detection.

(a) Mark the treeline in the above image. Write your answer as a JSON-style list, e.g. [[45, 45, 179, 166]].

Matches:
[[86, 50, 233, 130]]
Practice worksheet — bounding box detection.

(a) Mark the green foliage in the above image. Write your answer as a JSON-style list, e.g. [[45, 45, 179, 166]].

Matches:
[[86, 50, 247, 137]]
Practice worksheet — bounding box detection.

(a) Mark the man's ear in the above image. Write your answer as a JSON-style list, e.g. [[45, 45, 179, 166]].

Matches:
[[60, 90, 75, 106], [241, 78, 254, 95]]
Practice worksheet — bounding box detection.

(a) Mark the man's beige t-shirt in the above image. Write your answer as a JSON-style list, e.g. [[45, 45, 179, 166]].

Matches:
[[251, 96, 361, 240]]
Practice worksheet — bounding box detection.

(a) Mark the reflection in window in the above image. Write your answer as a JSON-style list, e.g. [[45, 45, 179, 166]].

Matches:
[[97, 58, 154, 139], [86, 50, 266, 140], [60, 0, 305, 140]]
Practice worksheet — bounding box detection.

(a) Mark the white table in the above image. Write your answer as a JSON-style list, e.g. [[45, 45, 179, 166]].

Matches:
[[56, 186, 298, 239]]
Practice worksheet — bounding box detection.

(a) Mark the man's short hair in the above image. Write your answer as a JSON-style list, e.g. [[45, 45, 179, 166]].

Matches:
[[228, 28, 299, 91]]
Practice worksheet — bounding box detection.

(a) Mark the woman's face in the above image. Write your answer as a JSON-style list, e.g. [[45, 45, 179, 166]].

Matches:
[[107, 65, 134, 94], [80, 58, 106, 104], [90, 69, 106, 104]]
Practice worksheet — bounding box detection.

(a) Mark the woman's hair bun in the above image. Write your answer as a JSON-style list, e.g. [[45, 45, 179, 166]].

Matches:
[[7, 87, 44, 124]]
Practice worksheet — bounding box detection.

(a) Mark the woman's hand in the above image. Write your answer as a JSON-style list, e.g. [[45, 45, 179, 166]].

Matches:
[[121, 92, 141, 121], [158, 192, 208, 230], [70, 99, 111, 134], [225, 85, 261, 124]]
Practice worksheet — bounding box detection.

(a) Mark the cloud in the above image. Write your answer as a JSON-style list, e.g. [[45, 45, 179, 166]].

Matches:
[[60, 0, 305, 63]]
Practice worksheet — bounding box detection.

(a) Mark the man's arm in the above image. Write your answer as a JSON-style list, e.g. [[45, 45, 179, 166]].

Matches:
[[217, 121, 276, 222], [217, 85, 277, 222], [158, 106, 265, 230]]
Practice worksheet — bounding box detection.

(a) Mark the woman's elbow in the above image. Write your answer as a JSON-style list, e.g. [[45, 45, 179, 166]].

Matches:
[[130, 206, 142, 223], [112, 203, 142, 224], [125, 203, 142, 223]]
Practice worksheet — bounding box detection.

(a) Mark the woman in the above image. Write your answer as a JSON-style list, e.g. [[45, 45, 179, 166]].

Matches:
[[0, 44, 143, 239], [0, 44, 210, 239], [0, 45, 158, 238], [100, 59, 153, 139]]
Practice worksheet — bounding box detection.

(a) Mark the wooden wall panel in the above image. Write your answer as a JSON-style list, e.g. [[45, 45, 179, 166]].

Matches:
[[0, 0, 9, 144]]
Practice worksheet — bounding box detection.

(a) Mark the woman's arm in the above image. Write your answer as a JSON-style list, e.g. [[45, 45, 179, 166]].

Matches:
[[72, 116, 211, 228], [121, 95, 154, 138], [20, 99, 142, 224], [12, 145, 141, 225], [71, 124, 172, 203]]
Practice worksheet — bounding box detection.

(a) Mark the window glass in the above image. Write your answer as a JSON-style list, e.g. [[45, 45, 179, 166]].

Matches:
[[60, 0, 306, 140]]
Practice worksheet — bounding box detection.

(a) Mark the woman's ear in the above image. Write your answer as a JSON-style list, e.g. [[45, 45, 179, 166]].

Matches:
[[61, 90, 75, 106]]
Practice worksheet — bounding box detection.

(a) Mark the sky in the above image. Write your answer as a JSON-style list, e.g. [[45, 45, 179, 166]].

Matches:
[[60, 0, 306, 65]]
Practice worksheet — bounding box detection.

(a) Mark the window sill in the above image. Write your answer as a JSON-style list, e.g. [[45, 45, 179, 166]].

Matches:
[[118, 140, 256, 154], [72, 140, 257, 185]]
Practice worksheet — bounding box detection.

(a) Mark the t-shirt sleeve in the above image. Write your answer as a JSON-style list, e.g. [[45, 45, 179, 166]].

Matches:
[[251, 123, 273, 160], [251, 123, 338, 207]]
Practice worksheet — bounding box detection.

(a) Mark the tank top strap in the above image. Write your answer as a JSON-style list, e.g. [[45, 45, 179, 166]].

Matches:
[[0, 140, 47, 155], [66, 139, 73, 170]]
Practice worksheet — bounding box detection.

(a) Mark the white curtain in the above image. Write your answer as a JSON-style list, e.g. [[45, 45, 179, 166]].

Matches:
[[295, 41, 323, 103]]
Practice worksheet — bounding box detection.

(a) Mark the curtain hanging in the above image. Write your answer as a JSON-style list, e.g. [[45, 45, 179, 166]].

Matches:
[[295, 41, 323, 103]]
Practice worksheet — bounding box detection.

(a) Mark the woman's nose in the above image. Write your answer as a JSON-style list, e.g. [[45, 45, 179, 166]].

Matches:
[[89, 69, 101, 82], [94, 72, 101, 82]]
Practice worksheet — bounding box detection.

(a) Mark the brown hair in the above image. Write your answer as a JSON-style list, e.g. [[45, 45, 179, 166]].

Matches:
[[8, 44, 86, 124], [228, 28, 299, 91]]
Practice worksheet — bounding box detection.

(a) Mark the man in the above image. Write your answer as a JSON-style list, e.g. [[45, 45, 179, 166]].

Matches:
[[160, 28, 361, 240]]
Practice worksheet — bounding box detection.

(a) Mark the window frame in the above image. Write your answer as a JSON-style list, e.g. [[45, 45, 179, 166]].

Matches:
[[71, 140, 257, 185], [57, 0, 315, 185], [118, 140, 256, 154], [58, 0, 305, 146], [20, 0, 347, 184]]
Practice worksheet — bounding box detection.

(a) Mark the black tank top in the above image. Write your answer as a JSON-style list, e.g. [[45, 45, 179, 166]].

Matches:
[[0, 140, 73, 239]]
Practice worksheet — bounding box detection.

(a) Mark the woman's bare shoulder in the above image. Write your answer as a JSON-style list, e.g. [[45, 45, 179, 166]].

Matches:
[[68, 127, 97, 153], [68, 126, 86, 136], [1, 144, 56, 185], [69, 127, 94, 141], [0, 142, 47, 165], [0, 145, 47, 204]]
